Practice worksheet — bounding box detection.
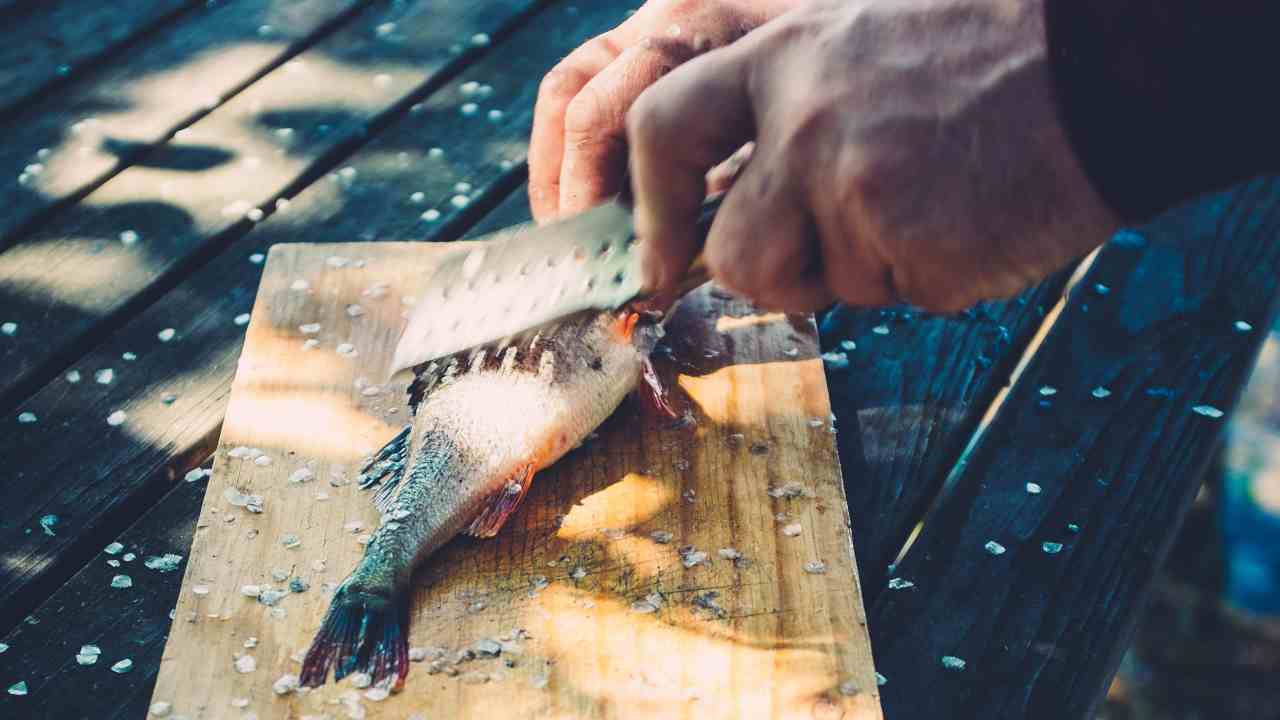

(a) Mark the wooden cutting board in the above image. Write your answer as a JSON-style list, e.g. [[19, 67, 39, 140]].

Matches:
[[151, 242, 881, 720]]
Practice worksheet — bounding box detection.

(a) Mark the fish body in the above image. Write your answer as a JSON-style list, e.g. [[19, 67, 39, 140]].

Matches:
[[300, 309, 666, 690]]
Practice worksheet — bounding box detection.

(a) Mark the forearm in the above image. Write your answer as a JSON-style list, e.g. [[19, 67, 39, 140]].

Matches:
[[1045, 0, 1280, 224]]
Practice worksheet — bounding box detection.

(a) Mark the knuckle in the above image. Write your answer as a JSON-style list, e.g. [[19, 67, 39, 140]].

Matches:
[[563, 84, 610, 138], [538, 64, 587, 105]]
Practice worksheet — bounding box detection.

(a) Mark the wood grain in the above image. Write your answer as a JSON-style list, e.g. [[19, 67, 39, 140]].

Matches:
[[0, 0, 540, 406], [869, 177, 1280, 719], [0, 0, 368, 245], [151, 242, 880, 719]]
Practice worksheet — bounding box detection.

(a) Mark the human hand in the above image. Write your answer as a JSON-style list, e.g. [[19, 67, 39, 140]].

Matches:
[[528, 0, 804, 223], [629, 0, 1121, 312]]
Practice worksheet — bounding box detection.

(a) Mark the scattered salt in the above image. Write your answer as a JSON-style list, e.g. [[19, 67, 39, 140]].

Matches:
[[95, 368, 114, 384], [1, 322, 17, 336], [104, 542, 124, 555], [157, 328, 176, 342], [273, 674, 300, 695], [234, 313, 251, 326], [119, 230, 140, 245], [291, 279, 310, 291], [887, 577, 914, 590], [234, 655, 256, 673], [66, 370, 81, 383], [249, 253, 265, 264], [110, 574, 132, 589], [421, 209, 441, 222], [8, 681, 28, 696], [649, 530, 673, 544], [107, 410, 127, 426], [144, 553, 183, 572], [111, 658, 133, 674], [871, 325, 890, 335], [1026, 482, 1042, 495], [941, 655, 966, 670], [1192, 404, 1224, 419], [1042, 541, 1064, 555], [288, 468, 315, 484], [804, 560, 828, 574], [17, 412, 36, 424], [1091, 386, 1112, 399], [781, 523, 802, 537], [984, 541, 1006, 556]]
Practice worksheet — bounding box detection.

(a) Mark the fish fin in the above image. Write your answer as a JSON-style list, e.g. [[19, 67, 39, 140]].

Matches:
[[639, 355, 680, 420], [465, 465, 535, 538], [358, 426, 411, 506], [300, 582, 410, 691]]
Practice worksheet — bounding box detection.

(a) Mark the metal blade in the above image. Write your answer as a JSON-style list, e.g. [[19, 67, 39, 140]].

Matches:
[[390, 199, 642, 377]]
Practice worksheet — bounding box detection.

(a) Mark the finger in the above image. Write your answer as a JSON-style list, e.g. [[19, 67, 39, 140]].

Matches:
[[528, 35, 620, 223], [628, 46, 755, 292], [702, 141, 825, 309], [705, 141, 754, 195], [559, 39, 697, 217]]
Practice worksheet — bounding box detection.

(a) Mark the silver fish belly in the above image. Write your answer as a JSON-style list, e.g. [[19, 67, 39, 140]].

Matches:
[[300, 310, 663, 690]]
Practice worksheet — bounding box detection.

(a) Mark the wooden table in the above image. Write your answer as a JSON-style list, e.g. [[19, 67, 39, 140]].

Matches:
[[1, 1, 1278, 718]]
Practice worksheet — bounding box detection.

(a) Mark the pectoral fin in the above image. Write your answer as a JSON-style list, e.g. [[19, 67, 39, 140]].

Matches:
[[466, 465, 535, 538]]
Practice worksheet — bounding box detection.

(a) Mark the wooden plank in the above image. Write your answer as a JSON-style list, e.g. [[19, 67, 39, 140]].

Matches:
[[0, 186, 529, 718], [0, 0, 629, 638], [0, 0, 370, 246], [0, 0, 198, 117], [868, 177, 1280, 718], [0, 0, 544, 409], [0, 465, 210, 720], [817, 281, 1065, 600], [150, 241, 879, 719]]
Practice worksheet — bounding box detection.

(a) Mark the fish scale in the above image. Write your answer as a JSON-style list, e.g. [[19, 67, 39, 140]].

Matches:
[[300, 308, 668, 691]]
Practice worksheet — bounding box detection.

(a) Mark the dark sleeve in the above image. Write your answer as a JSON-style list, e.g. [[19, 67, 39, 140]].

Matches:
[[1044, 0, 1280, 224]]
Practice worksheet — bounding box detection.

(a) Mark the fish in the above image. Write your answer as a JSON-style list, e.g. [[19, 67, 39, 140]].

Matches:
[[299, 308, 675, 690]]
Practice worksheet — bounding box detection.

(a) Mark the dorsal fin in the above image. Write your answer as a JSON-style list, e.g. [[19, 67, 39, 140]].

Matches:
[[465, 465, 535, 538]]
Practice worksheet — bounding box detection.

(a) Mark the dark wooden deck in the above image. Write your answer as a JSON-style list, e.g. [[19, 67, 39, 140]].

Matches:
[[1, 1, 1278, 718]]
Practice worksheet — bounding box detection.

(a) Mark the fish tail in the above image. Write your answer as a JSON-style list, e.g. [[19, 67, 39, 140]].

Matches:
[[300, 577, 410, 690]]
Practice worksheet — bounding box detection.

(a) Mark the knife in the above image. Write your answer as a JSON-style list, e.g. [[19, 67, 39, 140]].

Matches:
[[389, 194, 722, 379]]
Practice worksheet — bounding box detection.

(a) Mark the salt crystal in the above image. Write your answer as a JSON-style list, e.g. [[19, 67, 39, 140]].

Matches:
[[471, 32, 491, 46], [156, 328, 176, 342], [66, 370, 81, 383], [111, 658, 133, 674], [8, 681, 28, 696], [95, 368, 114, 384], [984, 541, 1006, 556], [231, 698, 250, 708], [149, 701, 172, 717], [1234, 320, 1253, 333], [337, 343, 357, 357], [450, 194, 470, 208], [421, 209, 441, 222], [143, 553, 183, 572], [105, 542, 124, 555], [717, 548, 742, 561], [281, 534, 301, 549], [373, 73, 393, 88], [291, 279, 310, 291], [487, 109, 504, 121], [872, 325, 890, 335], [1026, 482, 1042, 495], [119, 230, 140, 245], [876, 672, 888, 686], [887, 577, 914, 590], [454, 181, 473, 194], [110, 574, 132, 589], [428, 147, 444, 158], [1, 322, 17, 336], [346, 304, 364, 318], [107, 560, 120, 567], [1038, 385, 1058, 397], [649, 530, 673, 544], [192, 585, 209, 596], [840, 339, 857, 351], [1042, 541, 1064, 555], [107, 410, 127, 426], [289, 577, 309, 593], [376, 21, 396, 36], [1091, 386, 1112, 399], [803, 560, 828, 574], [241, 584, 262, 597], [253, 455, 272, 466], [234, 655, 256, 673], [234, 313, 251, 326], [246, 208, 264, 222], [365, 687, 390, 701], [299, 323, 321, 334], [838, 680, 858, 696], [123, 553, 135, 562], [941, 655, 966, 670], [249, 253, 265, 264], [821, 351, 849, 369], [17, 412, 36, 424], [350, 672, 372, 688], [183, 467, 206, 483], [473, 638, 502, 656], [288, 468, 315, 484], [0, 643, 7, 653], [768, 482, 807, 498], [460, 103, 478, 116], [781, 523, 802, 537], [76, 652, 99, 666], [1192, 404, 1224, 419]]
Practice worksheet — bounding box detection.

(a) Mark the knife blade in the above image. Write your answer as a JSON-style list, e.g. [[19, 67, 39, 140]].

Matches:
[[389, 195, 721, 378]]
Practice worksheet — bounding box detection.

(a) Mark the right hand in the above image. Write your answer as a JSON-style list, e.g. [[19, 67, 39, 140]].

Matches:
[[528, 0, 804, 223]]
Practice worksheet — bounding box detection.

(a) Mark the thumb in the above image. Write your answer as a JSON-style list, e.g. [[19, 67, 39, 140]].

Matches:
[[626, 45, 754, 293]]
